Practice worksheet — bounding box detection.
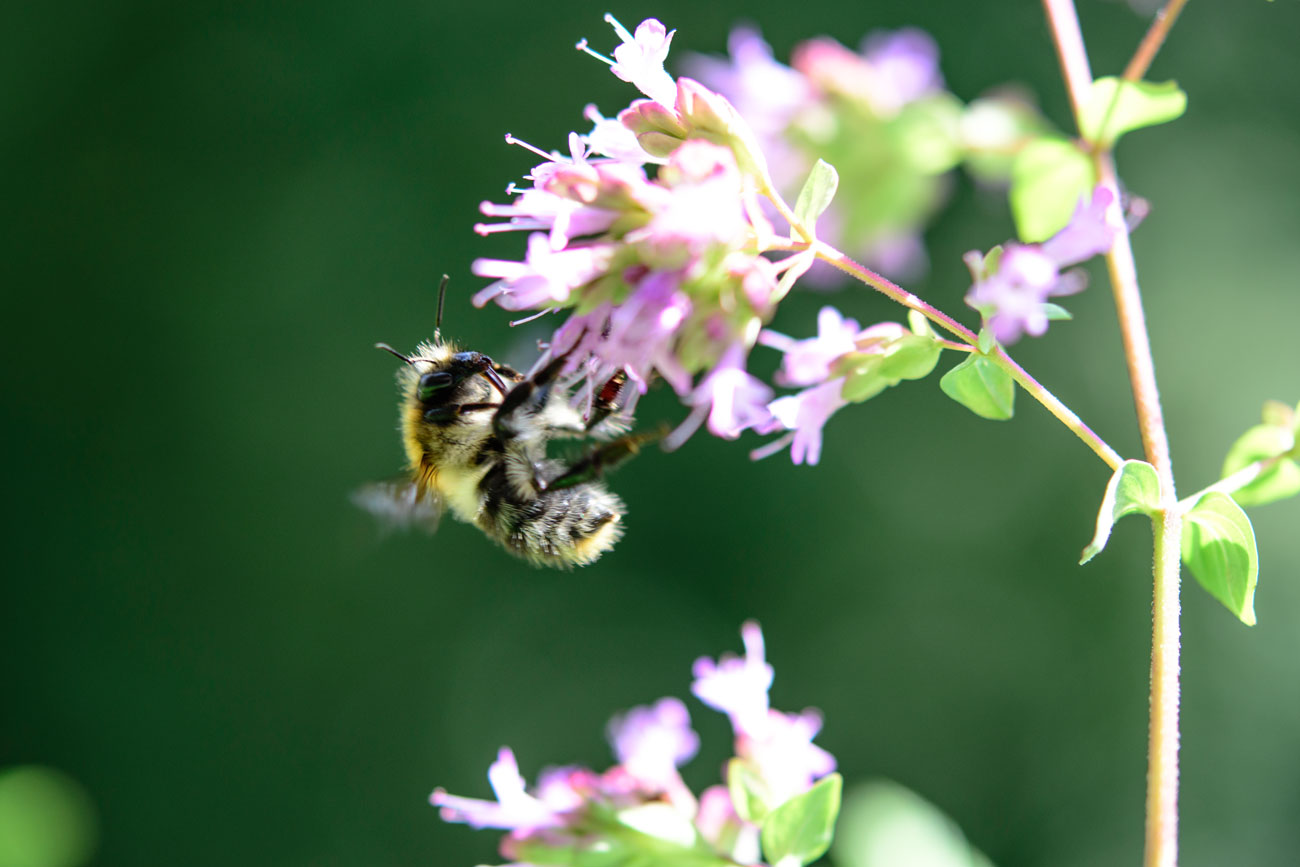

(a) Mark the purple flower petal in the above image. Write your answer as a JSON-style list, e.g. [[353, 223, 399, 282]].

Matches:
[[430, 748, 565, 831], [1040, 185, 1116, 266], [691, 621, 774, 737], [607, 697, 700, 789], [764, 378, 848, 466]]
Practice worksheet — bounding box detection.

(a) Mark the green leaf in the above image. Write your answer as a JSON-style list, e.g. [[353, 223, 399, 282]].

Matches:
[[835, 334, 943, 405], [1079, 77, 1187, 149], [939, 355, 1014, 420], [0, 766, 97, 867], [1259, 399, 1294, 430], [1221, 423, 1300, 507], [840, 367, 890, 404], [727, 758, 769, 823], [832, 780, 991, 867], [1010, 136, 1095, 242], [1080, 460, 1161, 564], [1042, 303, 1073, 321], [907, 309, 933, 337], [792, 159, 840, 237], [1182, 492, 1259, 625], [876, 335, 943, 382], [976, 328, 996, 355], [760, 774, 842, 867]]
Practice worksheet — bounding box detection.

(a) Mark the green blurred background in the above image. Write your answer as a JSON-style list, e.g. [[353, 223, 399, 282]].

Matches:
[[4, 1, 1298, 865]]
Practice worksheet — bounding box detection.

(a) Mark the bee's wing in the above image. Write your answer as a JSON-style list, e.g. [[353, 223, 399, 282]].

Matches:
[[351, 479, 443, 534]]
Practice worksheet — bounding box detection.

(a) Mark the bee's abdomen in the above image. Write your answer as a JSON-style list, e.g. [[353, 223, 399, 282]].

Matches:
[[477, 466, 624, 568]]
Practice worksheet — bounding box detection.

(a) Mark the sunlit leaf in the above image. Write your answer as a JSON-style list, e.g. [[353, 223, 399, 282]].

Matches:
[[1221, 423, 1300, 507], [1010, 136, 1094, 242], [760, 774, 842, 867], [832, 779, 992, 867], [1079, 77, 1187, 149], [939, 355, 1015, 420], [1080, 460, 1160, 564], [792, 159, 839, 238], [727, 758, 769, 823], [1182, 492, 1259, 625]]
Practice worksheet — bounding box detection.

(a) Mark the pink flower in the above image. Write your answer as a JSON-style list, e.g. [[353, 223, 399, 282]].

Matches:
[[430, 748, 567, 831], [738, 709, 837, 805], [682, 27, 812, 140], [600, 16, 678, 109], [691, 621, 774, 737], [695, 784, 761, 864], [471, 234, 614, 311], [762, 378, 849, 466], [600, 270, 694, 390], [631, 142, 749, 263], [859, 28, 944, 112], [607, 697, 700, 790], [965, 185, 1117, 344], [792, 29, 942, 116], [666, 343, 774, 449], [582, 104, 658, 165], [760, 306, 862, 387], [1040, 185, 1117, 266]]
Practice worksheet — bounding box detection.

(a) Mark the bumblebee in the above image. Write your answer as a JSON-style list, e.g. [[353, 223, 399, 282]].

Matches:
[[357, 289, 648, 567]]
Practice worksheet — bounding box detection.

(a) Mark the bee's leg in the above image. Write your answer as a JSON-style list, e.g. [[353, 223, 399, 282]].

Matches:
[[492, 351, 572, 439], [542, 428, 661, 492], [422, 402, 499, 424]]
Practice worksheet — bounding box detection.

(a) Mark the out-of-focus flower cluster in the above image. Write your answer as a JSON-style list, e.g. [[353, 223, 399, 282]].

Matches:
[[431, 622, 838, 867], [686, 26, 1049, 282]]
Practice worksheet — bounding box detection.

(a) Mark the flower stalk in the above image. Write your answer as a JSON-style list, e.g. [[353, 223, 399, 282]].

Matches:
[[1041, 1, 1187, 864]]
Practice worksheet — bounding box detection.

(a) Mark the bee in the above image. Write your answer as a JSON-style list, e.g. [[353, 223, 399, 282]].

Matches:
[[356, 278, 650, 568]]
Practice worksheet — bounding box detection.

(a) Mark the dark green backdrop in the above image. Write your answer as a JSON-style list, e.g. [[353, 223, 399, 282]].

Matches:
[[5, 1, 1299, 865]]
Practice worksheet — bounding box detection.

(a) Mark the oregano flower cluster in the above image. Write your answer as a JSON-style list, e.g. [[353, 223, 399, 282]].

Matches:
[[431, 623, 840, 867], [470, 15, 1120, 467]]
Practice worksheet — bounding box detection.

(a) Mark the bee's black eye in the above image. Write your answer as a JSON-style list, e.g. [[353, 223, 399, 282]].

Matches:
[[417, 371, 454, 401]]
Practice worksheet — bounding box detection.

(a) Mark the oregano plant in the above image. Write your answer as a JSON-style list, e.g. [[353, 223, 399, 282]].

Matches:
[[425, 4, 1296, 866]]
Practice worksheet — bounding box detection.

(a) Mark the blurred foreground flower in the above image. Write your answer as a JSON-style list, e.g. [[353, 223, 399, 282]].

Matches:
[[687, 26, 1051, 282], [431, 622, 842, 867]]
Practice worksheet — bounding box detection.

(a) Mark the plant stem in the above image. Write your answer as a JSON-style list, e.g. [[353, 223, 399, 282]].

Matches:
[[1176, 453, 1290, 512], [1124, 0, 1190, 82], [991, 344, 1122, 470], [1042, 2, 1184, 865], [815, 242, 1123, 470]]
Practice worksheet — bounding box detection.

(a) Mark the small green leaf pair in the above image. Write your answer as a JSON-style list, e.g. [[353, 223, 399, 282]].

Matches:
[[836, 316, 943, 404], [1081, 460, 1259, 625], [760, 774, 843, 867], [727, 762, 843, 866]]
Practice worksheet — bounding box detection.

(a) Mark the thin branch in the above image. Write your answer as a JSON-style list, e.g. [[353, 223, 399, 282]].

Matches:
[[816, 242, 1123, 471], [1124, 0, 1191, 82]]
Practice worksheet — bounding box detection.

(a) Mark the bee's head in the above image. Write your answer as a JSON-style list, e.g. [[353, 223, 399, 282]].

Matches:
[[377, 339, 516, 472]]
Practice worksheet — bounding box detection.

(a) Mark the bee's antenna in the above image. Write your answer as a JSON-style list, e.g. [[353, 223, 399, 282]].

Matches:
[[433, 273, 450, 342], [375, 343, 413, 364]]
